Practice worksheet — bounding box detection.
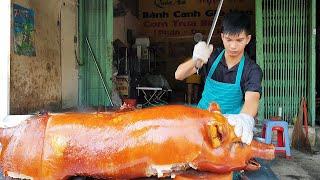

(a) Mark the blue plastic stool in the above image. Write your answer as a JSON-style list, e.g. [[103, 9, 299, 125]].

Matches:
[[263, 120, 291, 158]]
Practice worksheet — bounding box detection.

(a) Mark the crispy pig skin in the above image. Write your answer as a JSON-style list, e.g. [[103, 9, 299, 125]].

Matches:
[[0, 104, 274, 179]]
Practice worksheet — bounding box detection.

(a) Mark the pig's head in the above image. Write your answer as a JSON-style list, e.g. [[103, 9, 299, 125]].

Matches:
[[193, 103, 275, 173]]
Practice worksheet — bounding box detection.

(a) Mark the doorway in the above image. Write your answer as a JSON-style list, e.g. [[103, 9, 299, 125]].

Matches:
[[78, 0, 114, 108]]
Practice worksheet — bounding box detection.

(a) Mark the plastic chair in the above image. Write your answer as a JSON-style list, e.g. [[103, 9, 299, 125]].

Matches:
[[262, 120, 291, 158]]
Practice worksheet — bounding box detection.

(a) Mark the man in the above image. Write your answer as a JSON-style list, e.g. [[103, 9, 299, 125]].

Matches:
[[175, 11, 262, 145]]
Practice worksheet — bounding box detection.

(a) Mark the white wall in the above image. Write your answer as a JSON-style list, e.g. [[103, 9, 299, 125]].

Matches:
[[10, 0, 78, 114], [10, 0, 63, 114], [0, 0, 10, 120], [61, 1, 78, 109]]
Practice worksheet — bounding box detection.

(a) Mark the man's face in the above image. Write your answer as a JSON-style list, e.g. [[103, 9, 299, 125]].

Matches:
[[221, 32, 251, 58]]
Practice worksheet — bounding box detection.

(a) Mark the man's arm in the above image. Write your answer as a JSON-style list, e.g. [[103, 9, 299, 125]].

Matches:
[[225, 92, 260, 145], [175, 59, 203, 81], [241, 91, 260, 117], [175, 41, 213, 81], [225, 63, 262, 145]]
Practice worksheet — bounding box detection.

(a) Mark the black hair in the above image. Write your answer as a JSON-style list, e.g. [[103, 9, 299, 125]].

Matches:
[[222, 11, 251, 35]]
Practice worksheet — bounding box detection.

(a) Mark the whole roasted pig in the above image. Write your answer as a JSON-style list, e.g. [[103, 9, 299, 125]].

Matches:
[[0, 104, 274, 179]]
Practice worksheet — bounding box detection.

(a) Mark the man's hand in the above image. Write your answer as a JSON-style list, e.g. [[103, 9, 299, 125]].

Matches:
[[224, 113, 255, 145], [192, 41, 213, 64]]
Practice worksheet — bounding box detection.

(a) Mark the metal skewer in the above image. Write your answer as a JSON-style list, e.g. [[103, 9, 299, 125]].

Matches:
[[206, 0, 224, 46]]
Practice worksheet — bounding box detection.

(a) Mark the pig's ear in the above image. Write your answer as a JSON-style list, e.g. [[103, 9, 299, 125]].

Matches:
[[208, 102, 221, 113]]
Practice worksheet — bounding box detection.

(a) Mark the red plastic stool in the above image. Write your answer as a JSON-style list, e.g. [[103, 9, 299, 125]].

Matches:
[[262, 125, 285, 152]]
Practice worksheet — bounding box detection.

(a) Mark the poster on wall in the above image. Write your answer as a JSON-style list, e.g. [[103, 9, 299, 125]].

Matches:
[[13, 3, 36, 56]]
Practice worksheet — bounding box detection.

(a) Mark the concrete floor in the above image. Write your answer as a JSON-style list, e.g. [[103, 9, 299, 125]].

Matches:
[[271, 150, 320, 180]]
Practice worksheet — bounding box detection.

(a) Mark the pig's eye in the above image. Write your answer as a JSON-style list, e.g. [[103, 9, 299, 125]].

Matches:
[[207, 122, 225, 148]]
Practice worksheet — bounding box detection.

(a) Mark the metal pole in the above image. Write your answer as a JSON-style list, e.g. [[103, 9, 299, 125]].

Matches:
[[125, 48, 128, 74], [310, 0, 316, 127], [256, 0, 264, 122], [206, 0, 224, 45]]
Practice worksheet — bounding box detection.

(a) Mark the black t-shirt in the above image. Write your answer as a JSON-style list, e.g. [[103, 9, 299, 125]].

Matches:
[[200, 48, 263, 98]]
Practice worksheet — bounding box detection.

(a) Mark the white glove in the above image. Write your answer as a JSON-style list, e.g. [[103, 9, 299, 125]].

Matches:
[[224, 113, 255, 145], [192, 41, 213, 64]]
